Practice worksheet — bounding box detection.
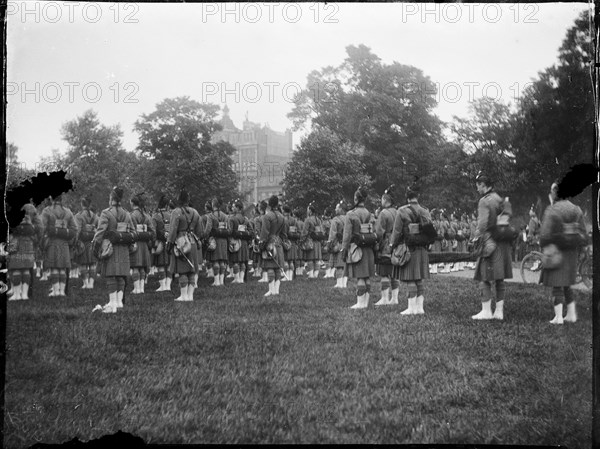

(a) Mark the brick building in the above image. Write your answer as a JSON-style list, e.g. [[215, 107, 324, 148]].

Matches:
[[212, 105, 293, 203]]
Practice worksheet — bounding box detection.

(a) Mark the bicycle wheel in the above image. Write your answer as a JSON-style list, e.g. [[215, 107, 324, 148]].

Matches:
[[579, 258, 592, 290], [521, 252, 543, 284]]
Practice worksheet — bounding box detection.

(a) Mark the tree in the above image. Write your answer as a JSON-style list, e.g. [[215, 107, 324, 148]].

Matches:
[[450, 97, 523, 195], [59, 109, 141, 210], [281, 126, 373, 212], [288, 44, 444, 195], [423, 141, 479, 215], [134, 97, 238, 207], [6, 143, 36, 190], [511, 10, 594, 214]]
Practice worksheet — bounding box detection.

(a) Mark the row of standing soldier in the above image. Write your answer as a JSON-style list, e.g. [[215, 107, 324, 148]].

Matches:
[[6, 187, 469, 304], [6, 174, 586, 323]]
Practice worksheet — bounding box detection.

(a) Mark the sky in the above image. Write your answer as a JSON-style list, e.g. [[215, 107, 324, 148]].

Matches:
[[7, 2, 589, 167]]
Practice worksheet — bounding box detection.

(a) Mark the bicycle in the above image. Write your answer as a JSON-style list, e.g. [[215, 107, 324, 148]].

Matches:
[[576, 243, 592, 289], [520, 244, 592, 289]]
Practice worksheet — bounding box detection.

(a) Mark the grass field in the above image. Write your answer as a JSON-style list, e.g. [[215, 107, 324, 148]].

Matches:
[[4, 270, 593, 447]]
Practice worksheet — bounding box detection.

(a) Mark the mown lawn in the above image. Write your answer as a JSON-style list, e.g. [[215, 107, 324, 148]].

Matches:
[[4, 271, 592, 447]]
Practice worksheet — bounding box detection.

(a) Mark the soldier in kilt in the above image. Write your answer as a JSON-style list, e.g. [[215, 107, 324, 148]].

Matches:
[[390, 188, 431, 315], [374, 187, 399, 305], [42, 195, 79, 297], [93, 187, 135, 313], [471, 173, 512, 320], [282, 205, 298, 282], [293, 208, 305, 277], [75, 197, 99, 289], [201, 201, 213, 278], [327, 200, 347, 289], [166, 189, 203, 301], [447, 213, 460, 271], [259, 195, 286, 297], [205, 198, 231, 287], [250, 204, 261, 279], [129, 194, 156, 294], [342, 187, 376, 309], [467, 212, 478, 269], [229, 199, 251, 284], [302, 203, 325, 279], [429, 209, 442, 274], [224, 201, 235, 280], [254, 201, 269, 282], [541, 181, 588, 324], [69, 221, 79, 279], [458, 213, 470, 270], [321, 209, 333, 278], [152, 195, 172, 292], [527, 207, 542, 269], [439, 211, 451, 273], [35, 198, 51, 280], [8, 203, 43, 300]]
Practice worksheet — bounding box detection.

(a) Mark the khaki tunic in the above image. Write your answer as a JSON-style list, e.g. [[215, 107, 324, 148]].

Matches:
[[473, 191, 513, 282], [539, 200, 587, 287]]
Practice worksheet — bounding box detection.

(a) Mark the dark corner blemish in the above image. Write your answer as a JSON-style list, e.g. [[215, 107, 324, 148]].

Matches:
[[557, 163, 597, 199], [5, 171, 73, 228], [30, 430, 146, 448]]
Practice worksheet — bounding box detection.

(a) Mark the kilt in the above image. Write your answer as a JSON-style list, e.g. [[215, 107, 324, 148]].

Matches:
[[7, 236, 36, 270], [474, 241, 513, 282], [77, 241, 96, 265], [393, 246, 430, 281], [153, 248, 169, 268], [344, 246, 375, 279], [329, 251, 345, 269], [130, 241, 152, 270], [377, 261, 394, 277], [284, 241, 298, 261], [169, 243, 199, 275], [207, 237, 228, 262], [70, 246, 78, 265], [322, 245, 329, 262], [36, 246, 44, 262], [229, 240, 250, 264], [44, 238, 71, 269], [540, 248, 579, 287], [100, 243, 130, 277], [304, 241, 322, 261], [252, 247, 261, 264], [261, 242, 285, 270], [432, 239, 443, 253]]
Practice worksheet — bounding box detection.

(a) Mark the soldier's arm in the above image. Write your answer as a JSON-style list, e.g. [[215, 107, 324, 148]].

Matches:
[[390, 209, 404, 248], [68, 211, 80, 241], [93, 211, 109, 244], [301, 218, 310, 238], [204, 214, 214, 238], [374, 212, 386, 240], [126, 212, 136, 234], [168, 210, 180, 244], [194, 212, 203, 238], [539, 208, 556, 247], [259, 214, 270, 243], [341, 215, 353, 250], [577, 208, 589, 245], [327, 218, 337, 243], [147, 215, 156, 241], [474, 200, 489, 240]]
